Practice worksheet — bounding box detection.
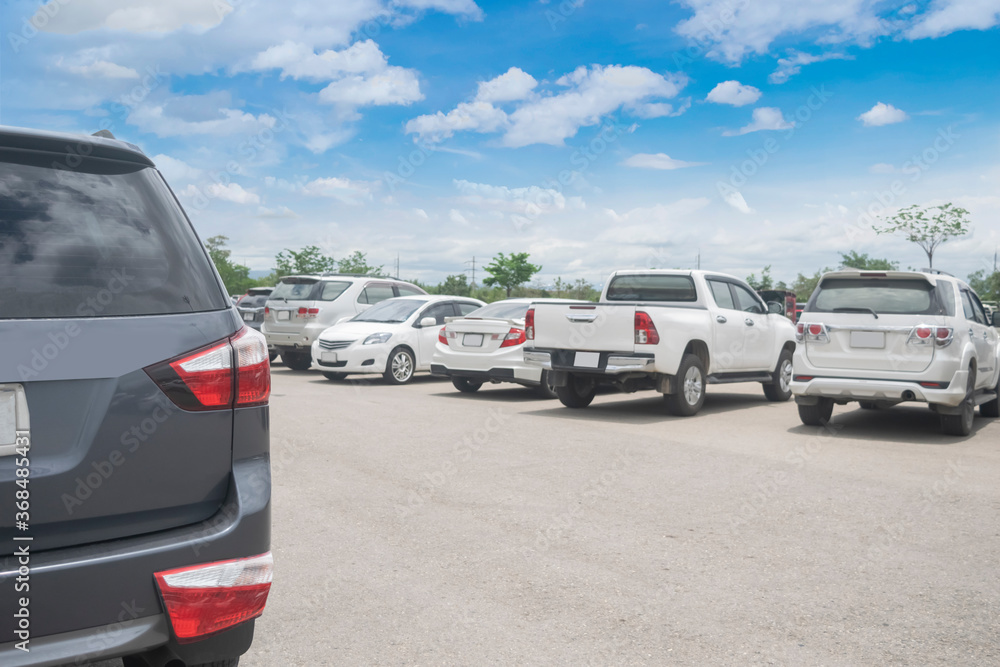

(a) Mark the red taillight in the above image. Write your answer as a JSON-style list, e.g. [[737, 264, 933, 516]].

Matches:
[[438, 326, 449, 345], [146, 327, 270, 411], [155, 552, 272, 644], [525, 308, 535, 341], [499, 327, 527, 348], [297, 307, 319, 319], [634, 311, 659, 345], [264, 306, 269, 315], [808, 324, 823, 335], [915, 326, 932, 339], [796, 323, 804, 335], [907, 325, 953, 347]]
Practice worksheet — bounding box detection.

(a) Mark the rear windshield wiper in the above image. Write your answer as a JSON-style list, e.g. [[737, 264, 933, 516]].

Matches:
[[832, 307, 878, 319]]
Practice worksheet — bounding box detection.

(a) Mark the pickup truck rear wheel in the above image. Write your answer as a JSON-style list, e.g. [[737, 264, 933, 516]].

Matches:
[[534, 370, 557, 399], [664, 354, 706, 416], [762, 349, 793, 402], [797, 398, 833, 426], [980, 373, 1000, 418], [556, 374, 597, 408]]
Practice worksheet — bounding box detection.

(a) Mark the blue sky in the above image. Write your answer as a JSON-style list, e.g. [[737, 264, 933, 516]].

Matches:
[[2, 0, 999, 286]]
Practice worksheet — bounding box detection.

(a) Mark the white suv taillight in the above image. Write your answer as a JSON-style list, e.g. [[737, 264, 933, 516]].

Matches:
[[796, 322, 829, 343], [155, 552, 272, 643], [907, 325, 953, 347], [146, 326, 271, 411]]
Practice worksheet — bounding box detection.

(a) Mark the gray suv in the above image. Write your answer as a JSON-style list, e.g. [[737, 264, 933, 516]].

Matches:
[[0, 126, 271, 666]]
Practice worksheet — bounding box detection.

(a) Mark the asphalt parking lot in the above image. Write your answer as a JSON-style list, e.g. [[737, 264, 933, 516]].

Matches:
[[229, 365, 1000, 666]]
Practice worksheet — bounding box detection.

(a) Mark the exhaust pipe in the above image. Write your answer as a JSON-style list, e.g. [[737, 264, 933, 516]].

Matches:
[[901, 390, 915, 401]]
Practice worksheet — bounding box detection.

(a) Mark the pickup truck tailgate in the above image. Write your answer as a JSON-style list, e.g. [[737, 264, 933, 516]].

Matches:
[[532, 304, 636, 352]]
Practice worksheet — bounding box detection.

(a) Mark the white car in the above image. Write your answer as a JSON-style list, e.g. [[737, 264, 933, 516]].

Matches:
[[430, 298, 586, 397], [311, 295, 485, 384], [791, 270, 1000, 435]]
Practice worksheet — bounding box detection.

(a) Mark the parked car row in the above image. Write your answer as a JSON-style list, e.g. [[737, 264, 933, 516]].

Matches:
[[263, 267, 1000, 438]]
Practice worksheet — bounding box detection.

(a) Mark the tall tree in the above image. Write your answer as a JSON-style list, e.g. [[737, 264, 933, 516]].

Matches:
[[205, 235, 254, 295], [438, 274, 472, 296], [839, 250, 898, 270], [337, 251, 383, 276], [874, 203, 971, 269], [967, 269, 1000, 302], [791, 269, 831, 303], [746, 265, 774, 291], [483, 252, 542, 297], [274, 246, 337, 276]]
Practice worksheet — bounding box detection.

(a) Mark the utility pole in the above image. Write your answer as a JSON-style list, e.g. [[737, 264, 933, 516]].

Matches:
[[395, 253, 400, 279], [696, 249, 700, 270], [465, 256, 476, 287]]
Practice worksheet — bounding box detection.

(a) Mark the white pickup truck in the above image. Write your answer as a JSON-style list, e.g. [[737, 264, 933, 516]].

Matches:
[[523, 270, 797, 415]]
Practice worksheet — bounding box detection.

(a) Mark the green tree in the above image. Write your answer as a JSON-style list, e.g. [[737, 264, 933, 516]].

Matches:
[[337, 250, 383, 276], [746, 265, 774, 291], [967, 269, 1000, 302], [839, 250, 898, 270], [552, 277, 568, 298], [791, 269, 831, 303], [274, 246, 337, 277], [437, 273, 472, 296], [483, 252, 542, 297], [205, 235, 254, 295], [874, 202, 971, 268]]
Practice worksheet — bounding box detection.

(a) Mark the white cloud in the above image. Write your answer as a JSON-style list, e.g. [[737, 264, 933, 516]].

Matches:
[[129, 103, 276, 137], [300, 176, 379, 204], [869, 163, 899, 174], [857, 102, 908, 126], [414, 208, 429, 220], [504, 65, 686, 147], [256, 205, 299, 218], [248, 40, 388, 81], [769, 51, 853, 84], [39, 0, 232, 34], [181, 182, 261, 205], [152, 154, 202, 183], [59, 59, 139, 79], [705, 80, 761, 106], [907, 0, 1000, 38], [599, 199, 711, 244], [622, 153, 706, 170], [723, 107, 794, 136], [318, 68, 423, 106], [721, 189, 753, 214], [394, 0, 484, 20], [631, 101, 688, 118], [449, 209, 469, 224], [475, 67, 538, 103], [453, 179, 579, 213], [407, 64, 685, 147]]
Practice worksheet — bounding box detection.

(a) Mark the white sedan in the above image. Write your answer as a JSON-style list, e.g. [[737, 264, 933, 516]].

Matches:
[[430, 298, 585, 397], [311, 295, 485, 384]]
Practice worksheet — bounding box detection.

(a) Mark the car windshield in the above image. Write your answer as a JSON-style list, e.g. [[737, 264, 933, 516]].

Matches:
[[464, 301, 529, 320], [239, 295, 269, 308], [270, 278, 317, 301], [354, 298, 427, 323], [812, 278, 952, 316], [606, 275, 697, 302]]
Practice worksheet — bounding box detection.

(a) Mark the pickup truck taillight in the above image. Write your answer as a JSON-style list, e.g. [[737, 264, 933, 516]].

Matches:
[[634, 311, 659, 345], [525, 308, 535, 340]]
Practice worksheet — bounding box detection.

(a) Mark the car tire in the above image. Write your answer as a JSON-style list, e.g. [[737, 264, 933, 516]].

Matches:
[[762, 349, 793, 402], [980, 373, 1000, 418], [125, 658, 238, 667], [555, 373, 597, 408], [452, 377, 483, 393], [797, 398, 834, 426], [190, 660, 240, 667], [941, 368, 976, 436], [282, 351, 312, 371], [664, 354, 706, 416], [323, 372, 348, 381], [534, 370, 557, 399], [384, 347, 415, 384]]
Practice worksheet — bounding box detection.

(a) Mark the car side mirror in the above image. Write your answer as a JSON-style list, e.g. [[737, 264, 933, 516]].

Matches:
[[993, 311, 1000, 327], [767, 301, 783, 314], [419, 317, 437, 328]]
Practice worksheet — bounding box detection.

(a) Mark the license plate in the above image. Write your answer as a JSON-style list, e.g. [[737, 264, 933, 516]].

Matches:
[[277, 310, 290, 321], [242, 312, 255, 322], [321, 351, 338, 363], [574, 351, 600, 368], [850, 331, 885, 349], [463, 333, 484, 347], [0, 391, 15, 447]]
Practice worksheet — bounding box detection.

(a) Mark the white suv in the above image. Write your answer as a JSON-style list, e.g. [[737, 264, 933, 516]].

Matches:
[[261, 274, 426, 370], [791, 270, 1000, 435]]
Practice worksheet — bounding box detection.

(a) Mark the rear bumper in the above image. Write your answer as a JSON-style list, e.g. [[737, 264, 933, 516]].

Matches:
[[523, 348, 656, 374], [263, 322, 327, 349], [430, 364, 538, 385], [0, 426, 270, 665], [790, 368, 969, 407]]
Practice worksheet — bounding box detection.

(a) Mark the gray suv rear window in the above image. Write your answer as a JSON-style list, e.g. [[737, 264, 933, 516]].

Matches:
[[0, 150, 228, 319]]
